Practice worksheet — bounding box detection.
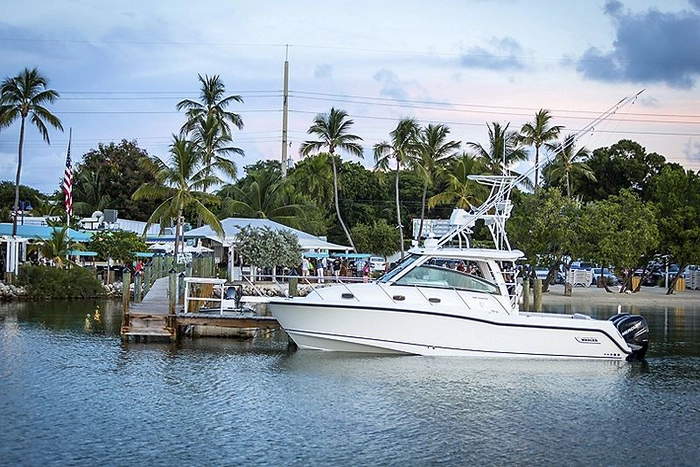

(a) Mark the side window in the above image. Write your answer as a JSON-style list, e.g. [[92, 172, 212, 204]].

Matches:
[[395, 265, 499, 294]]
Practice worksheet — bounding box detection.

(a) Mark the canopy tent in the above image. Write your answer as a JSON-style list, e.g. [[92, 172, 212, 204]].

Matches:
[[67, 250, 98, 257]]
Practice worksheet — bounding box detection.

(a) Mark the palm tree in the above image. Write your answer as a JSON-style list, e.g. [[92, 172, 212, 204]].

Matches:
[[133, 136, 224, 257], [374, 118, 420, 259], [467, 121, 530, 189], [177, 74, 244, 192], [519, 109, 563, 188], [30, 226, 80, 268], [74, 167, 112, 216], [415, 123, 460, 241], [543, 134, 595, 197], [177, 74, 244, 137], [218, 168, 305, 228], [428, 153, 489, 210], [288, 153, 334, 208], [0, 67, 63, 236], [300, 108, 364, 252]]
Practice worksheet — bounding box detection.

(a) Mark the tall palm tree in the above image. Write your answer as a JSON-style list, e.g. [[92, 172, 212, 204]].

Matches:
[[428, 153, 489, 210], [543, 134, 595, 197], [415, 123, 460, 241], [374, 118, 420, 259], [177, 74, 244, 137], [468, 121, 530, 189], [519, 109, 563, 188], [177, 74, 244, 192], [132, 136, 224, 257], [0, 67, 63, 236], [300, 108, 364, 252]]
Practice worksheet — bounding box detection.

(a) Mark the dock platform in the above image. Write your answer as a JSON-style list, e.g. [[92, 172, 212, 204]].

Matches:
[[120, 277, 279, 341]]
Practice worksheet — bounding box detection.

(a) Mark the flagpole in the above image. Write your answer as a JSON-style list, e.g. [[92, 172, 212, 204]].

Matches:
[[64, 128, 73, 243]]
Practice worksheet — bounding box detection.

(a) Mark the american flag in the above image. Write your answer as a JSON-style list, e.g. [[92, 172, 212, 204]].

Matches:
[[63, 129, 73, 216]]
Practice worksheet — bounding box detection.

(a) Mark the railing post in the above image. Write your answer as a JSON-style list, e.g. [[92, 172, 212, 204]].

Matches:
[[134, 272, 142, 302], [120, 269, 131, 341], [144, 265, 152, 295]]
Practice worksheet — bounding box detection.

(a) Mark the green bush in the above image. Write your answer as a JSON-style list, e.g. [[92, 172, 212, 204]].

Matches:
[[17, 265, 106, 299]]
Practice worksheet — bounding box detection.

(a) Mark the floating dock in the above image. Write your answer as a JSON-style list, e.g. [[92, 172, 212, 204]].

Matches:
[[121, 276, 279, 341]]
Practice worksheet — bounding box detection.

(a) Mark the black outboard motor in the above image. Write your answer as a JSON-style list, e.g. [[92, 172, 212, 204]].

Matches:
[[609, 313, 649, 360]]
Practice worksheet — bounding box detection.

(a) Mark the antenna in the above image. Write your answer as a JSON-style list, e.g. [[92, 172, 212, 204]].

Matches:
[[437, 90, 645, 251]]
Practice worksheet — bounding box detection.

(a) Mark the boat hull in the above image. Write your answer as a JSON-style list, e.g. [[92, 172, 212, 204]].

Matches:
[[268, 298, 634, 360]]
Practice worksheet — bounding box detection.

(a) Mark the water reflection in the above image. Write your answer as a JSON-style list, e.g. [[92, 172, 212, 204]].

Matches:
[[2, 299, 700, 466]]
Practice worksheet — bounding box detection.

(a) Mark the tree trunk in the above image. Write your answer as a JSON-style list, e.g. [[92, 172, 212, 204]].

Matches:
[[12, 117, 26, 237], [174, 207, 183, 258], [330, 154, 356, 253], [395, 165, 404, 259], [417, 181, 428, 245]]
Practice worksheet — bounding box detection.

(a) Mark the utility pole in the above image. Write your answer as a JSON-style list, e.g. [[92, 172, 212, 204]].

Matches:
[[281, 45, 290, 177]]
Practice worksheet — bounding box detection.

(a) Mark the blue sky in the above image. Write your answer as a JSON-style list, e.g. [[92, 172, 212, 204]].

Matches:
[[1, 0, 699, 194]]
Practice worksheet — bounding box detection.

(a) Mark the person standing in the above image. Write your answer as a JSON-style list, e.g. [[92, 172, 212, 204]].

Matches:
[[302, 257, 310, 277], [317, 256, 326, 283], [362, 261, 370, 283]]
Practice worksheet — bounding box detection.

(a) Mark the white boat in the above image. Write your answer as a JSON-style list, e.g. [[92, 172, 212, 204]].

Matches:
[[268, 175, 649, 360]]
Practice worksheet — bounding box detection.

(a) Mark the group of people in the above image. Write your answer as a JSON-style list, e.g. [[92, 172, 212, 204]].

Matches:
[[301, 256, 371, 283]]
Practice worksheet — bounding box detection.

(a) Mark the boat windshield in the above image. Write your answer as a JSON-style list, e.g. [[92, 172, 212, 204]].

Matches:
[[377, 255, 421, 283], [393, 264, 500, 294]]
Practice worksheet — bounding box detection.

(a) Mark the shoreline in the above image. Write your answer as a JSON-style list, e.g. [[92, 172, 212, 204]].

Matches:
[[538, 284, 700, 307]]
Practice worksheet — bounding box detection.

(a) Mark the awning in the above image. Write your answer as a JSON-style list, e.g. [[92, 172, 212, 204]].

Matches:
[[68, 250, 98, 257]]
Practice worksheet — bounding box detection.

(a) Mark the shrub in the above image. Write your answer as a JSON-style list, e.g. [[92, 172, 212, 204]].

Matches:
[[17, 265, 106, 299]]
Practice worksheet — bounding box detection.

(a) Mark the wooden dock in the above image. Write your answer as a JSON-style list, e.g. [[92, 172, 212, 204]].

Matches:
[[121, 276, 280, 341]]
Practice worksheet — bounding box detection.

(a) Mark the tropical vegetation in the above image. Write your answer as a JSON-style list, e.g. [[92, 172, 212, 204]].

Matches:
[[2, 68, 700, 296]]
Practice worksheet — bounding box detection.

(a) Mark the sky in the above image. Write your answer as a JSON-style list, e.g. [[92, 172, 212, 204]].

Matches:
[[1, 0, 699, 195]]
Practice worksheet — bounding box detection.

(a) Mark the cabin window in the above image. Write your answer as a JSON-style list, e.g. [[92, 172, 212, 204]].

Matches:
[[393, 264, 500, 294]]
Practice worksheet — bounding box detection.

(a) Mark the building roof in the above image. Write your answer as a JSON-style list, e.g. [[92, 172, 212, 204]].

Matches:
[[0, 224, 92, 242], [184, 218, 350, 251]]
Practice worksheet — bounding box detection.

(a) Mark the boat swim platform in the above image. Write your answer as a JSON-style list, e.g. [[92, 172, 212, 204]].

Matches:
[[121, 277, 279, 341]]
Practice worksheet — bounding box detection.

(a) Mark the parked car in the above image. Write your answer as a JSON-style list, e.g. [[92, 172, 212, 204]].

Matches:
[[571, 261, 593, 271], [591, 267, 618, 286], [369, 256, 387, 272], [534, 268, 565, 285]]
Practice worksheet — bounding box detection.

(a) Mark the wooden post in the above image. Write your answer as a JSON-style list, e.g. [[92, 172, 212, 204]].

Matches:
[[168, 268, 178, 341], [134, 272, 142, 302], [522, 278, 530, 312], [178, 271, 186, 305], [168, 268, 177, 316], [144, 265, 152, 295], [120, 269, 131, 341], [534, 279, 543, 312], [289, 276, 298, 297]]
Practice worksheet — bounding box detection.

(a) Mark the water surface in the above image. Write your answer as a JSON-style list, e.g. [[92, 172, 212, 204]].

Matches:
[[1, 300, 699, 466]]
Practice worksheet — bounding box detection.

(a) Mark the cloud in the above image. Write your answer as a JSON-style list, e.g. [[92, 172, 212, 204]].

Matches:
[[373, 69, 409, 100], [313, 64, 333, 79], [576, 0, 700, 89], [458, 37, 526, 71], [683, 139, 700, 163]]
